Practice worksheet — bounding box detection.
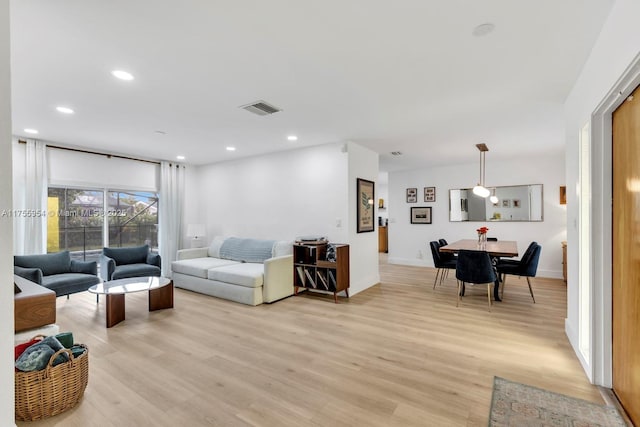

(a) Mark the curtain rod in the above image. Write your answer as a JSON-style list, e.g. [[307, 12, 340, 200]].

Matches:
[[18, 140, 161, 165]]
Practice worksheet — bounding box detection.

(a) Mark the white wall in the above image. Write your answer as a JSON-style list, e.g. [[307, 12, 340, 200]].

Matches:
[[0, 0, 15, 424], [388, 151, 566, 279], [187, 142, 379, 296], [564, 0, 640, 385], [191, 143, 349, 242], [377, 171, 389, 222]]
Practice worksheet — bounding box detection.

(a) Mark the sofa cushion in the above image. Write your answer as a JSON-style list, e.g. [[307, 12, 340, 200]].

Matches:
[[219, 237, 276, 263], [172, 257, 240, 278], [207, 236, 226, 258], [112, 263, 161, 280], [207, 263, 265, 288], [103, 245, 149, 265], [42, 273, 101, 294], [272, 240, 293, 257], [14, 251, 71, 276]]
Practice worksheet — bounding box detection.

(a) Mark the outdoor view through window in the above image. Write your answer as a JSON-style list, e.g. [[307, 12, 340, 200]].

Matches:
[[47, 188, 159, 262]]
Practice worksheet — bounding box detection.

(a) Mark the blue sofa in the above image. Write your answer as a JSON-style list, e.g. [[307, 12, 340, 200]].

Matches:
[[99, 245, 161, 281], [14, 251, 101, 297]]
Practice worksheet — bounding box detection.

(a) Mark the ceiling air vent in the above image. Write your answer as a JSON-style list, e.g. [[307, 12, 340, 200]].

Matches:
[[240, 100, 282, 116], [391, 151, 403, 156]]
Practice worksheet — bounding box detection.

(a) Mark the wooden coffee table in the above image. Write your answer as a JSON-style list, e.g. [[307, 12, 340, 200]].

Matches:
[[88, 277, 173, 328]]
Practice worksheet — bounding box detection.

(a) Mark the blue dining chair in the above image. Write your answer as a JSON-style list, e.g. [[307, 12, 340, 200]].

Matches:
[[496, 243, 541, 302], [455, 249, 497, 311], [430, 241, 457, 289]]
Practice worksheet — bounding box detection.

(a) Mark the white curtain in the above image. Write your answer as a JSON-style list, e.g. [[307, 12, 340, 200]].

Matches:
[[159, 161, 185, 277], [15, 139, 48, 255]]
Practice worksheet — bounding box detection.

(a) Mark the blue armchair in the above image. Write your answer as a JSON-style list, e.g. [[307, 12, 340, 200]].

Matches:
[[99, 245, 161, 281], [14, 250, 100, 297]]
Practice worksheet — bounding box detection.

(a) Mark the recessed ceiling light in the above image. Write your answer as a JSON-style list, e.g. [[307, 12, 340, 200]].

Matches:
[[56, 106, 74, 114], [24, 128, 39, 134], [111, 70, 134, 81], [472, 23, 495, 37], [287, 135, 298, 141], [226, 146, 236, 151], [176, 155, 185, 160]]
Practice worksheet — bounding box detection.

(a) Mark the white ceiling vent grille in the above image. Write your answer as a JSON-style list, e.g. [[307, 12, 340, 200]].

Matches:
[[240, 100, 282, 116]]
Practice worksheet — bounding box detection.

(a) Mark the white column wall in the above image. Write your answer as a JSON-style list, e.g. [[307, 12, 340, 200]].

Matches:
[[0, 0, 15, 423], [388, 152, 566, 279], [347, 142, 380, 295], [564, 0, 640, 385]]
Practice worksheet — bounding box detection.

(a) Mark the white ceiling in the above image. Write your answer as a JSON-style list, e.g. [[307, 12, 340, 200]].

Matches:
[[10, 1, 614, 171]]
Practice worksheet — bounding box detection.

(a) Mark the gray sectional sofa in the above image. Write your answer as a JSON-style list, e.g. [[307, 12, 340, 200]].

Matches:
[[14, 251, 101, 297], [171, 236, 293, 306]]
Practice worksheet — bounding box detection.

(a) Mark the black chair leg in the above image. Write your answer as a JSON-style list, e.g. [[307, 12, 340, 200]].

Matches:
[[67, 294, 69, 300], [96, 294, 99, 303]]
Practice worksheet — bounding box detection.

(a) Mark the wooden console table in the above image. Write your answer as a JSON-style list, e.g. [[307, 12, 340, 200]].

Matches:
[[14, 275, 56, 333]]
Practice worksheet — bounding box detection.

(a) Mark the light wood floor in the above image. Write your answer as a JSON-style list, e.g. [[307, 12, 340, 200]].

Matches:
[[18, 256, 602, 427]]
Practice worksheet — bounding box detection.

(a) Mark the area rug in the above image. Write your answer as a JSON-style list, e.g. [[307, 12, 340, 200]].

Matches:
[[489, 376, 626, 426]]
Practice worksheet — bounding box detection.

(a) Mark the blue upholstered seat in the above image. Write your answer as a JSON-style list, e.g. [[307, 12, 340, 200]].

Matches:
[[99, 245, 161, 281], [496, 243, 541, 302], [430, 241, 457, 289], [14, 251, 100, 297], [455, 250, 496, 311]]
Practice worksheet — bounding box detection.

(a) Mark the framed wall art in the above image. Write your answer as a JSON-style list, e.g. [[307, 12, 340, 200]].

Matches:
[[410, 207, 432, 224], [513, 199, 521, 208], [424, 186, 436, 202], [406, 188, 417, 203], [357, 178, 375, 233], [502, 199, 511, 208]]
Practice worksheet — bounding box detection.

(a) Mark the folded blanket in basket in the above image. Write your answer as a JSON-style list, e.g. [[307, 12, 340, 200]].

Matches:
[[15, 336, 69, 372]]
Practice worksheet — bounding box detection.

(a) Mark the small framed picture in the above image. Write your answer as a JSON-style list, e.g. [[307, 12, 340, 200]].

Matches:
[[502, 199, 511, 208], [406, 188, 417, 203], [513, 199, 521, 208], [410, 207, 432, 224], [424, 187, 436, 202]]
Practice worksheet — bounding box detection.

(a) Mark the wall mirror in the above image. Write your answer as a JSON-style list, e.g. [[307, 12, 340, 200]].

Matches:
[[449, 184, 543, 222]]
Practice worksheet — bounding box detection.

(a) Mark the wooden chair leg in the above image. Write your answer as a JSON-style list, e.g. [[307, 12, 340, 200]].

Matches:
[[487, 283, 492, 312], [456, 280, 461, 307], [500, 274, 507, 299], [526, 277, 536, 303], [433, 268, 441, 289]]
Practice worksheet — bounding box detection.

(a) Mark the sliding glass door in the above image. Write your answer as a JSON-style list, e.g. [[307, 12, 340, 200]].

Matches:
[[47, 187, 105, 262], [47, 187, 159, 261], [107, 190, 158, 250]]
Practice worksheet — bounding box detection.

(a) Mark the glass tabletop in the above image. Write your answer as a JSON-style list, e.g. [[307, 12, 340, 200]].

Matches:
[[88, 276, 171, 295]]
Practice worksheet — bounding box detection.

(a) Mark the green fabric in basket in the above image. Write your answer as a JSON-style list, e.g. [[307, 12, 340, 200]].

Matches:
[[55, 332, 74, 349]]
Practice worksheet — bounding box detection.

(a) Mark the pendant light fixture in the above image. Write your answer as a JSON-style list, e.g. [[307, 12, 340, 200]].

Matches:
[[489, 188, 499, 204], [472, 143, 491, 198]]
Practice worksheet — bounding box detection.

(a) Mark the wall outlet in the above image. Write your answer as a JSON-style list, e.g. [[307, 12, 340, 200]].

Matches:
[[417, 250, 423, 259], [335, 218, 342, 228]]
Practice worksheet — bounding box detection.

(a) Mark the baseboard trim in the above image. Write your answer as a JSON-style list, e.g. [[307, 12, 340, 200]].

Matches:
[[598, 387, 634, 426]]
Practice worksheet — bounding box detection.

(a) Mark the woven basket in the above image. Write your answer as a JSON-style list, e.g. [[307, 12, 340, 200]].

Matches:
[[15, 344, 89, 421]]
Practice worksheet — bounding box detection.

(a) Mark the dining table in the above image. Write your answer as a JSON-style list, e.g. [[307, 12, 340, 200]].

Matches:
[[439, 239, 519, 302]]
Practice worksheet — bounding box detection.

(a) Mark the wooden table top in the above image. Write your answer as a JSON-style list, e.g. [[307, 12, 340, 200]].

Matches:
[[439, 239, 519, 257]]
